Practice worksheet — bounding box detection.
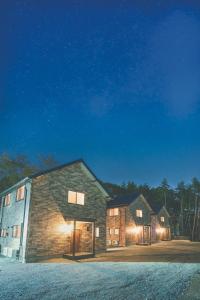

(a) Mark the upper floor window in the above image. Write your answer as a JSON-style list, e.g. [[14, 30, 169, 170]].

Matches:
[[136, 209, 143, 218], [12, 225, 21, 238], [16, 186, 25, 201], [109, 208, 119, 216], [68, 191, 85, 205], [160, 216, 165, 223], [4, 193, 11, 206]]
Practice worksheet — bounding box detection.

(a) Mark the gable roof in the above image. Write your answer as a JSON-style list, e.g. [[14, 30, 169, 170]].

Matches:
[[148, 201, 163, 214], [29, 159, 84, 178], [0, 159, 111, 199], [148, 200, 171, 217], [107, 192, 141, 208]]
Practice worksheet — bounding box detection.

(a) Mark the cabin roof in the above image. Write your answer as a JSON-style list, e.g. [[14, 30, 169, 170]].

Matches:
[[107, 192, 141, 208]]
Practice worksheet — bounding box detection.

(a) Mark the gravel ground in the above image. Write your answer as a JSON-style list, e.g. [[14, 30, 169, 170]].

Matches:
[[0, 261, 200, 300]]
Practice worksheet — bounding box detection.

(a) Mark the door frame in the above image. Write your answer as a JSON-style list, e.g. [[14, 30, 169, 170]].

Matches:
[[64, 218, 95, 259], [143, 225, 151, 245]]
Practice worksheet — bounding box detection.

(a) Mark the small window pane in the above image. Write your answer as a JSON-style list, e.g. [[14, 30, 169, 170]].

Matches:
[[77, 192, 84, 205], [96, 227, 100, 237], [68, 191, 76, 204], [161, 216, 165, 222]]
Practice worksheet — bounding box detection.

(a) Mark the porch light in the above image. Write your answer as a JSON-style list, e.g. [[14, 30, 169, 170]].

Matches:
[[156, 227, 165, 234], [132, 226, 142, 235], [59, 223, 74, 234]]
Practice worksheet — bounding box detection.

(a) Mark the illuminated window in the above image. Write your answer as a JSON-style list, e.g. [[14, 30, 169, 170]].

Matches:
[[136, 209, 143, 218], [114, 229, 119, 235], [109, 208, 119, 216], [96, 227, 100, 237], [4, 194, 11, 206], [68, 191, 85, 205], [16, 186, 25, 201], [12, 225, 21, 238], [160, 216, 165, 223]]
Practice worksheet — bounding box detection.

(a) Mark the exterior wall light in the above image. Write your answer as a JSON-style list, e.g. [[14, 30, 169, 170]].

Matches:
[[156, 227, 165, 234], [59, 223, 74, 234], [132, 226, 142, 235]]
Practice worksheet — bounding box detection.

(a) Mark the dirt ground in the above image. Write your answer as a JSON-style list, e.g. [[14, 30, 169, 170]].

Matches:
[[83, 240, 200, 263]]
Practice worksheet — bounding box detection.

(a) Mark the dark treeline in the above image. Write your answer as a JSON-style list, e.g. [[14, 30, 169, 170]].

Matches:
[[0, 153, 58, 192], [103, 176, 200, 240], [1, 153, 200, 239]]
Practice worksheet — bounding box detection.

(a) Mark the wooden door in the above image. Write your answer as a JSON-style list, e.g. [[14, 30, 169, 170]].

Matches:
[[143, 226, 151, 244], [74, 229, 81, 253]]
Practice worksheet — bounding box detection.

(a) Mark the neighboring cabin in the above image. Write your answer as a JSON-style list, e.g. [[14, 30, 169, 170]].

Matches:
[[107, 193, 171, 248], [0, 160, 110, 262]]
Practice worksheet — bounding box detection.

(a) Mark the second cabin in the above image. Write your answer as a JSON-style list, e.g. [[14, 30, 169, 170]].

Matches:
[[106, 193, 171, 248]]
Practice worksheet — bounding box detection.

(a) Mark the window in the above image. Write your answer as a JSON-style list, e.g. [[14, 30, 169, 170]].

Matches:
[[109, 228, 119, 235], [136, 209, 143, 218], [160, 216, 165, 223], [16, 186, 25, 201], [1, 228, 7, 238], [96, 227, 100, 237], [114, 229, 119, 235], [4, 194, 11, 206], [107, 240, 111, 245], [109, 208, 119, 216], [109, 228, 114, 235], [68, 191, 85, 205], [12, 225, 21, 238]]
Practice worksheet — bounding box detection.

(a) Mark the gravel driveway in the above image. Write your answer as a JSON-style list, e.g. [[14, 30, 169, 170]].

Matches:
[[0, 261, 200, 300]]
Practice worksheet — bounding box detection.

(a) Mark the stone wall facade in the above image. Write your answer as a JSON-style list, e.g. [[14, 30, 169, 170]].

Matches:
[[25, 162, 108, 262]]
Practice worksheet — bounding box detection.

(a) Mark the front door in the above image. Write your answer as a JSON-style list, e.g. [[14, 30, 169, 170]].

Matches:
[[143, 226, 151, 244], [65, 220, 95, 258]]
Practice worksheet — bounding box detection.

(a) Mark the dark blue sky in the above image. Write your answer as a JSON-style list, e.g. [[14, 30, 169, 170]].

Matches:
[[1, 1, 200, 186]]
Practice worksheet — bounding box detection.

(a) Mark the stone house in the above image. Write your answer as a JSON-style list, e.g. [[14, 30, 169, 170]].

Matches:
[[0, 159, 110, 262], [106, 193, 171, 247], [151, 204, 171, 241]]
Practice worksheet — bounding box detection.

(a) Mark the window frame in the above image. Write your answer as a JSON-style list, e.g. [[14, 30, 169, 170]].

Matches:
[[68, 190, 85, 205], [16, 186, 25, 202]]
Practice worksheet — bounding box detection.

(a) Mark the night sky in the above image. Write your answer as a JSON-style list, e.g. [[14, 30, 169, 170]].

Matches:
[[1, 1, 200, 186]]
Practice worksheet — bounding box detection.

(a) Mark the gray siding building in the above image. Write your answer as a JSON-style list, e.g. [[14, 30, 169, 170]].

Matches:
[[0, 160, 110, 262]]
